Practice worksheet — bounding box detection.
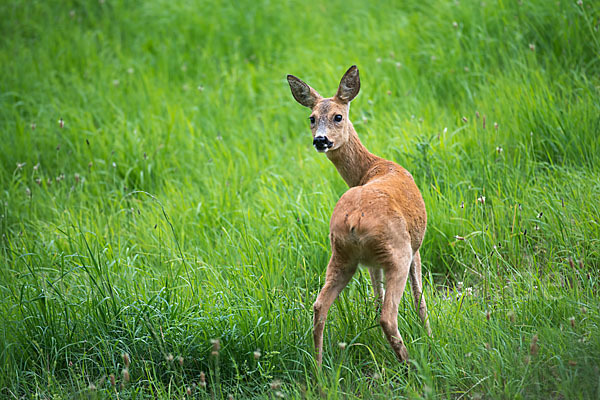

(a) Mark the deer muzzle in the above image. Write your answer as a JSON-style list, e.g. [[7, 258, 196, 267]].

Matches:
[[313, 136, 333, 152]]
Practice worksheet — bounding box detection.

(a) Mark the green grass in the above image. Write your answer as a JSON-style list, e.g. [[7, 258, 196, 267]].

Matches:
[[1, 0, 600, 398]]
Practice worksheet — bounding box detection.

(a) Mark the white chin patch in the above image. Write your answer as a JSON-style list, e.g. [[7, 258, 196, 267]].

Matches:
[[315, 147, 329, 153]]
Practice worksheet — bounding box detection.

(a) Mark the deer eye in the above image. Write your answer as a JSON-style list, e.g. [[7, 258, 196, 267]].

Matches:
[[334, 114, 343, 122], [309, 116, 315, 124]]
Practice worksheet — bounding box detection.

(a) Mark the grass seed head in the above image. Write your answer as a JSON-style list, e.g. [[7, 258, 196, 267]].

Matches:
[[270, 379, 282, 390], [508, 311, 516, 323], [122, 368, 130, 383], [58, 118, 64, 128], [109, 373, 116, 386], [210, 338, 220, 356], [178, 356, 184, 367], [186, 387, 192, 396], [122, 352, 130, 367], [486, 310, 491, 321], [569, 316, 575, 328], [253, 349, 261, 360], [166, 353, 174, 362], [530, 334, 539, 355], [338, 342, 347, 350]]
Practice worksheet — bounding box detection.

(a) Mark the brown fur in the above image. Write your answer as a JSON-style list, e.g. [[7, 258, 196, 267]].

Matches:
[[287, 66, 431, 365]]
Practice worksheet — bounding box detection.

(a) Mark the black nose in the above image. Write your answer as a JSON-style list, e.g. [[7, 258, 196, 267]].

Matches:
[[313, 136, 333, 150]]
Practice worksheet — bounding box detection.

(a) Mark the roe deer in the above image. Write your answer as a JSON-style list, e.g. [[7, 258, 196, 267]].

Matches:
[[287, 65, 431, 365]]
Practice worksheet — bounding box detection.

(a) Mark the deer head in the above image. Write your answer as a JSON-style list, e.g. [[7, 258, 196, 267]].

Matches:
[[287, 65, 360, 153]]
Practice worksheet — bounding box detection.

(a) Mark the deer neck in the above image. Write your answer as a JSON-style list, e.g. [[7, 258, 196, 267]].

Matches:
[[326, 122, 378, 187]]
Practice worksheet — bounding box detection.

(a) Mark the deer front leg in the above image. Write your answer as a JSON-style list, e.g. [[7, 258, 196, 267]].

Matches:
[[368, 267, 385, 314], [409, 250, 432, 336], [313, 253, 357, 366], [379, 248, 412, 362]]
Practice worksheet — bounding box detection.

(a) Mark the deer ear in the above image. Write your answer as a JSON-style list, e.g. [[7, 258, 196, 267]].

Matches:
[[287, 74, 321, 108], [335, 65, 360, 103]]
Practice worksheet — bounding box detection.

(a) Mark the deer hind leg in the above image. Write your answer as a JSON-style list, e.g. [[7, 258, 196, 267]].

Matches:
[[368, 267, 385, 313], [313, 253, 357, 366], [409, 250, 432, 336], [379, 245, 412, 362]]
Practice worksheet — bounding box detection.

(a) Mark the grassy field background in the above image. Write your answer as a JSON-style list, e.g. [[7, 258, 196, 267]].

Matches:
[[1, 0, 600, 398]]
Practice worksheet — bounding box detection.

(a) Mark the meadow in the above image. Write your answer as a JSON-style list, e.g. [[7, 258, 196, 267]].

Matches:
[[1, 0, 599, 398]]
